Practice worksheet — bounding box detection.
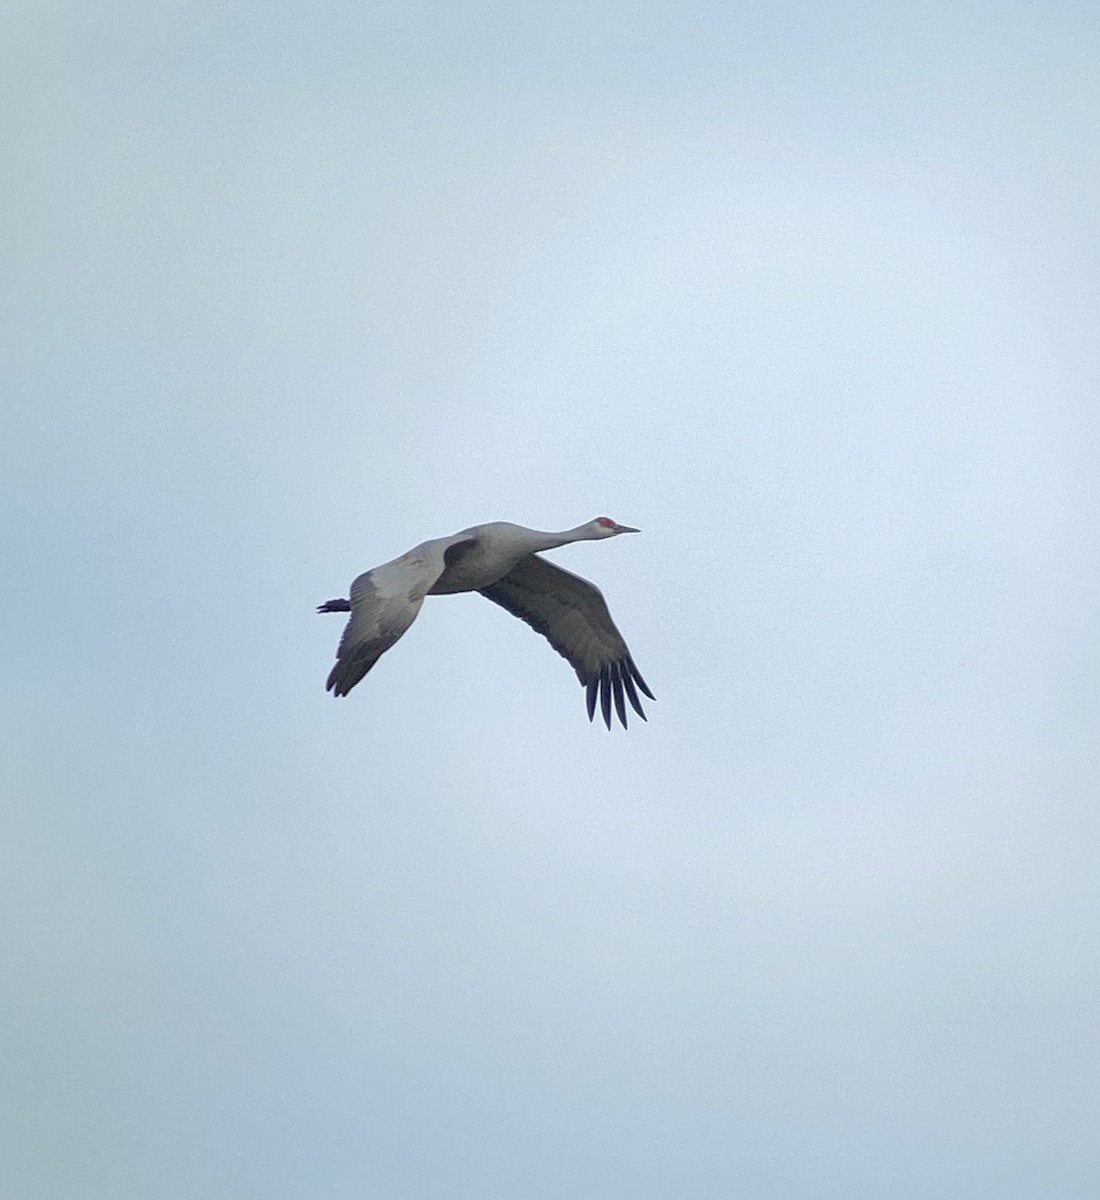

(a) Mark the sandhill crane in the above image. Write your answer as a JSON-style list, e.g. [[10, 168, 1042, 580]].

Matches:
[[317, 517, 654, 729]]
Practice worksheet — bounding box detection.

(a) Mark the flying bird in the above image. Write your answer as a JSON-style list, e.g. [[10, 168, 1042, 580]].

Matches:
[[317, 517, 654, 729]]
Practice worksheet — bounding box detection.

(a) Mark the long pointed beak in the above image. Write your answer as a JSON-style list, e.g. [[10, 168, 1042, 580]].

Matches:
[[616, 524, 640, 533]]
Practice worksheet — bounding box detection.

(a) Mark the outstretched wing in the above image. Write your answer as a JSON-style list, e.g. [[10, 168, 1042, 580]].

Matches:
[[324, 538, 471, 697], [479, 554, 654, 729]]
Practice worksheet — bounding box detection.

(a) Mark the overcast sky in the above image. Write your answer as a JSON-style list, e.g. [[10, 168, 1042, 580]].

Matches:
[[3, 1, 1099, 1197]]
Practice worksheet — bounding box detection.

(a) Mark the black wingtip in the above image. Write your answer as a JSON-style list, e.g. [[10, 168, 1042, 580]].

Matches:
[[586, 677, 599, 722], [619, 666, 648, 722], [581, 659, 654, 729], [610, 663, 628, 729], [599, 666, 613, 730], [627, 656, 656, 702]]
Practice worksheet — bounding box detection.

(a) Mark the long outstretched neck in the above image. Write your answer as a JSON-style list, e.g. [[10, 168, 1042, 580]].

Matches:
[[526, 524, 601, 552]]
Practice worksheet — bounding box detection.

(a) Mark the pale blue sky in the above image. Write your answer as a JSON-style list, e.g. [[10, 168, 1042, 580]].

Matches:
[[3, 2, 1099, 1197]]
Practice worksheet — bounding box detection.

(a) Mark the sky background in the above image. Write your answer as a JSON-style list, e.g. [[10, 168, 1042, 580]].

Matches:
[[3, 1, 1099, 1197]]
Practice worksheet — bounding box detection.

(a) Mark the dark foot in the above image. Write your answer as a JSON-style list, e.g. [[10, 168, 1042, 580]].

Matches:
[[317, 598, 351, 613]]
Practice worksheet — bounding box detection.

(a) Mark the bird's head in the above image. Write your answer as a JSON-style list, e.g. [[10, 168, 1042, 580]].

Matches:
[[589, 516, 640, 538]]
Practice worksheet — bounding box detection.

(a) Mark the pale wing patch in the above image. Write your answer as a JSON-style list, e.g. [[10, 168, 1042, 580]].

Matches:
[[326, 544, 450, 696]]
